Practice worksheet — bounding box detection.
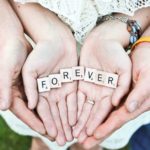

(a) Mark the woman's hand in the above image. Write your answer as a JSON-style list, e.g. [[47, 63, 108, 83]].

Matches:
[[74, 8, 150, 143], [82, 26, 150, 149], [11, 2, 78, 145], [73, 24, 131, 142]]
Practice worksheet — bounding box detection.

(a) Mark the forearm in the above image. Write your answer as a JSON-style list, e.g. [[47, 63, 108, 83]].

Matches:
[[0, 0, 24, 40], [90, 7, 150, 48], [9, 0, 73, 43]]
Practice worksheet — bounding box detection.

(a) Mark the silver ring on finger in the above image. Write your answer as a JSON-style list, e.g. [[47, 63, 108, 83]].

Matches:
[[86, 99, 95, 105]]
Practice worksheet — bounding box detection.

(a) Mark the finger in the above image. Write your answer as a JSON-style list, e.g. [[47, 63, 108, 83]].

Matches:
[[0, 73, 12, 110], [50, 101, 66, 146], [94, 109, 124, 140], [37, 96, 57, 138], [45, 135, 55, 142], [58, 100, 73, 142], [83, 137, 99, 149], [10, 97, 46, 134], [22, 64, 38, 109], [78, 128, 88, 144], [86, 98, 112, 136], [112, 71, 131, 106], [125, 80, 149, 113], [67, 92, 77, 126], [77, 91, 86, 118], [73, 101, 93, 138]]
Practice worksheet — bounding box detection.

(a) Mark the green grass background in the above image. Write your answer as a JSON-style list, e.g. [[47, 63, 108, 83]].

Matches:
[[0, 116, 129, 150]]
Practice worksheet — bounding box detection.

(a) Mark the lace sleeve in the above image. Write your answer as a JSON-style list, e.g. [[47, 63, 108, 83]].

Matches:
[[14, 0, 150, 43], [95, 0, 150, 16]]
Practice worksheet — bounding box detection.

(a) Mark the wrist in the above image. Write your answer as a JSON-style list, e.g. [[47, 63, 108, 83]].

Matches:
[[91, 7, 150, 48], [89, 20, 130, 47]]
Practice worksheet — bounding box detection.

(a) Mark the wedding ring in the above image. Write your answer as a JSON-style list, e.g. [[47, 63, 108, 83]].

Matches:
[[87, 99, 95, 105]]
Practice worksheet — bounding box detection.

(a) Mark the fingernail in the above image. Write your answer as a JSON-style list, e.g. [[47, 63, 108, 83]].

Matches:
[[94, 132, 101, 139], [28, 103, 34, 110], [0, 101, 9, 111], [84, 141, 96, 149], [86, 128, 93, 136], [73, 128, 79, 138], [36, 126, 46, 135], [128, 101, 138, 112]]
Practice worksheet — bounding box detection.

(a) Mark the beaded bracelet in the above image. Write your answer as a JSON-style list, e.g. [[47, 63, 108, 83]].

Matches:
[[101, 15, 142, 51]]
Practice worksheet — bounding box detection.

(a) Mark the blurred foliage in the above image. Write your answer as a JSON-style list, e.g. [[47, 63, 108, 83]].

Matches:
[[0, 117, 31, 150]]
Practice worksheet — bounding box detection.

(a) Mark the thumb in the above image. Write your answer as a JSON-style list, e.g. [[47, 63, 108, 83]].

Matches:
[[22, 63, 39, 110], [125, 80, 149, 113]]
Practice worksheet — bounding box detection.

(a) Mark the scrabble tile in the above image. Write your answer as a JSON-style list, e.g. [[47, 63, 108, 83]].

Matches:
[[84, 68, 96, 83], [60, 68, 73, 83], [104, 72, 119, 88], [95, 70, 106, 86], [37, 77, 50, 93], [49, 74, 62, 88], [72, 66, 84, 80]]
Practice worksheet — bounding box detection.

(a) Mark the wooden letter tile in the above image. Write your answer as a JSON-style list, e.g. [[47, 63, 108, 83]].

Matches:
[[60, 68, 73, 83], [84, 68, 96, 83], [49, 74, 62, 88], [95, 70, 106, 86], [72, 66, 84, 80], [37, 77, 50, 93], [104, 73, 118, 88]]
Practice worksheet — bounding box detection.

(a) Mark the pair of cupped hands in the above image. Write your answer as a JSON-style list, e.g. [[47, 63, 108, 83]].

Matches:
[[1, 1, 150, 149]]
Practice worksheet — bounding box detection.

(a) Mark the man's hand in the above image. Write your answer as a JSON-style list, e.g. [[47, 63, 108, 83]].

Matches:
[[0, 0, 31, 110]]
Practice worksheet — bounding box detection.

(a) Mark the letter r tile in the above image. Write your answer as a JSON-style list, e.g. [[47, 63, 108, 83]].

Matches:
[[105, 73, 118, 88], [60, 68, 73, 83]]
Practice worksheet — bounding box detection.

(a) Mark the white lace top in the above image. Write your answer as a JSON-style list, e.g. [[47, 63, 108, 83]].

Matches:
[[14, 0, 150, 43], [1, 1, 150, 150]]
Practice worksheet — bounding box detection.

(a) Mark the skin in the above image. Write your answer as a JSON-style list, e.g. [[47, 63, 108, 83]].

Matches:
[[3, 1, 150, 149], [10, 2, 78, 146], [73, 22, 132, 142], [125, 26, 150, 112], [10, 77, 46, 135], [0, 0, 30, 110], [73, 8, 150, 145], [0, 0, 45, 135], [82, 20, 150, 150]]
